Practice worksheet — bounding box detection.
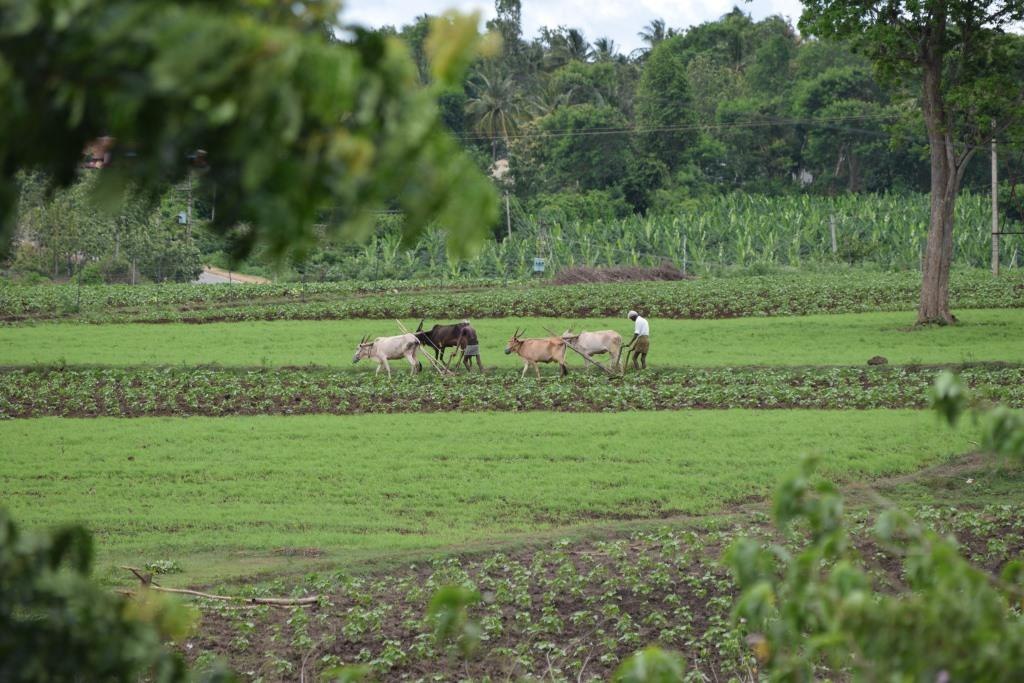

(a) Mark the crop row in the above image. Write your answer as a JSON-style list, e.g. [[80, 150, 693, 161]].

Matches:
[[181, 502, 1024, 680], [3, 365, 1022, 418], [0, 276, 510, 319], [3, 270, 1022, 324]]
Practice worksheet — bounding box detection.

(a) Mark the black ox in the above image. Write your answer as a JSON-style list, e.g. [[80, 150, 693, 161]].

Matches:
[[414, 319, 483, 371]]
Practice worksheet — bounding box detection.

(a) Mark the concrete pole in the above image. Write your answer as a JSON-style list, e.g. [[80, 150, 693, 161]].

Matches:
[[186, 172, 193, 241], [992, 126, 1000, 276], [505, 191, 512, 241]]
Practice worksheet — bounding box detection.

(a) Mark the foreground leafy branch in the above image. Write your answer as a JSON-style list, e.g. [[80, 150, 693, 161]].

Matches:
[[0, 1, 498, 260], [727, 455, 1024, 680], [0, 509, 235, 682], [724, 374, 1024, 680]]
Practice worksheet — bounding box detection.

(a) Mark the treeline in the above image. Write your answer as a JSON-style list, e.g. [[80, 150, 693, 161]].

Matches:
[[386, 1, 1010, 213], [9, 172, 206, 284], [5, 2, 1024, 284]]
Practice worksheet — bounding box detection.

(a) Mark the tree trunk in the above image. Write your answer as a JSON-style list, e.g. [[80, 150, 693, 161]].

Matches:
[[847, 152, 861, 194], [918, 44, 959, 325], [918, 175, 958, 324]]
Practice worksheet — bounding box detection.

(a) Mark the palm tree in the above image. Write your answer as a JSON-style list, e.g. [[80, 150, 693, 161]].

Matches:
[[527, 86, 573, 118], [592, 37, 619, 62], [465, 68, 525, 160], [638, 18, 676, 50], [564, 28, 592, 62], [543, 28, 592, 69]]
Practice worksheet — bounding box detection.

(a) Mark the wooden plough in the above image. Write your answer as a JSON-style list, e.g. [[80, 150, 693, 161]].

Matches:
[[543, 326, 618, 377], [395, 319, 453, 376]]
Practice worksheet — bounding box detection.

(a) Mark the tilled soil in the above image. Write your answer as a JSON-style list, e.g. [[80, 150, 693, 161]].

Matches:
[[178, 493, 1024, 682], [184, 527, 751, 682]]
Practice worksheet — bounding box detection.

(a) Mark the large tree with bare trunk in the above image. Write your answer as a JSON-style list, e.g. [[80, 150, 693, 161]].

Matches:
[[800, 1, 1024, 324]]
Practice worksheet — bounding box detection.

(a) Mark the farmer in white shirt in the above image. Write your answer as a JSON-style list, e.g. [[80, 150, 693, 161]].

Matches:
[[624, 310, 650, 370]]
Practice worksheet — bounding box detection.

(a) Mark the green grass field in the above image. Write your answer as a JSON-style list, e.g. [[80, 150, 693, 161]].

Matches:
[[2, 309, 1022, 368], [0, 411, 975, 582]]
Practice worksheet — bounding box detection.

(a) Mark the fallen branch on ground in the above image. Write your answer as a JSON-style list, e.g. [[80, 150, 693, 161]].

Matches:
[[120, 566, 320, 606]]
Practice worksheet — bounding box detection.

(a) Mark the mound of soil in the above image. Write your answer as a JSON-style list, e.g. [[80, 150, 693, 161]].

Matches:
[[552, 263, 693, 285]]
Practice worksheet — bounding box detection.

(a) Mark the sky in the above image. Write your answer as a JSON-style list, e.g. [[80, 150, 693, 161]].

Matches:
[[340, 1, 805, 55]]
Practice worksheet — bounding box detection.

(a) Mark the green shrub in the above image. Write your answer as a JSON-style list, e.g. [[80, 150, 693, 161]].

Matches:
[[725, 376, 1024, 680], [0, 508, 236, 682], [73, 262, 106, 285], [727, 455, 1024, 681]]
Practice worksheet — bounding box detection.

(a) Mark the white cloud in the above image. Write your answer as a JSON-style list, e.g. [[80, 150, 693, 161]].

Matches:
[[341, 0, 805, 53]]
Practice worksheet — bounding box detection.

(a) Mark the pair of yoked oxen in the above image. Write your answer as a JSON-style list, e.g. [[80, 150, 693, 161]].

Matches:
[[352, 320, 623, 378]]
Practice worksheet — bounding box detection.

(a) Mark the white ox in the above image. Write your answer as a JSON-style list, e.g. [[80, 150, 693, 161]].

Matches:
[[352, 333, 422, 377], [561, 329, 624, 371]]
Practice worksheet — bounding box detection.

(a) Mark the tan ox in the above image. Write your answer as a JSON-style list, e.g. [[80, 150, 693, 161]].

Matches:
[[561, 329, 624, 371], [504, 328, 568, 378], [352, 333, 421, 378]]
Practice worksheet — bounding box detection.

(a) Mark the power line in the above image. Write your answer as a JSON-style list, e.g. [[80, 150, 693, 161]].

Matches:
[[453, 112, 903, 142], [454, 113, 1024, 153]]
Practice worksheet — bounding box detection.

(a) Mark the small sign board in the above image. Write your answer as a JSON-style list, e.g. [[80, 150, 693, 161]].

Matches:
[[532, 257, 546, 273]]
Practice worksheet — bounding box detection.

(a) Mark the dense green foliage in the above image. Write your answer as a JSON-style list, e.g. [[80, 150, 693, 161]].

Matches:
[[6, 3, 1024, 283], [722, 374, 1024, 681], [635, 36, 694, 172], [0, 411, 975, 579], [9, 188, 1022, 282], [0, 0, 498, 262], [439, 2, 1018, 204], [2, 364, 1021, 418], [11, 172, 203, 283]]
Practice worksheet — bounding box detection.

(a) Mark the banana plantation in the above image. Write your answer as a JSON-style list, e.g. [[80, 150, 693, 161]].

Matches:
[[307, 192, 1017, 281]]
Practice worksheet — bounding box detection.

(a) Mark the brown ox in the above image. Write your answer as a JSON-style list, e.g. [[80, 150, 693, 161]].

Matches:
[[504, 328, 568, 378]]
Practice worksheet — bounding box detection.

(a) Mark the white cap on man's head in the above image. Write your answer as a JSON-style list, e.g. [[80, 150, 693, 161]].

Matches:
[[627, 310, 638, 318]]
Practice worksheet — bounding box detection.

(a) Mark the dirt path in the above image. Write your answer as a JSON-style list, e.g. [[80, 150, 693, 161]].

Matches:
[[194, 266, 271, 284]]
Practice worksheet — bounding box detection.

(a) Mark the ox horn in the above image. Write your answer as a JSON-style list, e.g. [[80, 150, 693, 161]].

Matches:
[[416, 318, 424, 332]]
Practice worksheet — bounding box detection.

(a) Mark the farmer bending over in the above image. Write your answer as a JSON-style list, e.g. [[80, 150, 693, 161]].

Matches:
[[456, 319, 484, 372], [624, 310, 650, 370]]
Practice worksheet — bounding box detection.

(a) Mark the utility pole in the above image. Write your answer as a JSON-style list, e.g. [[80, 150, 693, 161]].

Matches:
[[504, 191, 512, 240], [186, 172, 193, 241], [682, 233, 687, 276], [992, 124, 1000, 276]]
